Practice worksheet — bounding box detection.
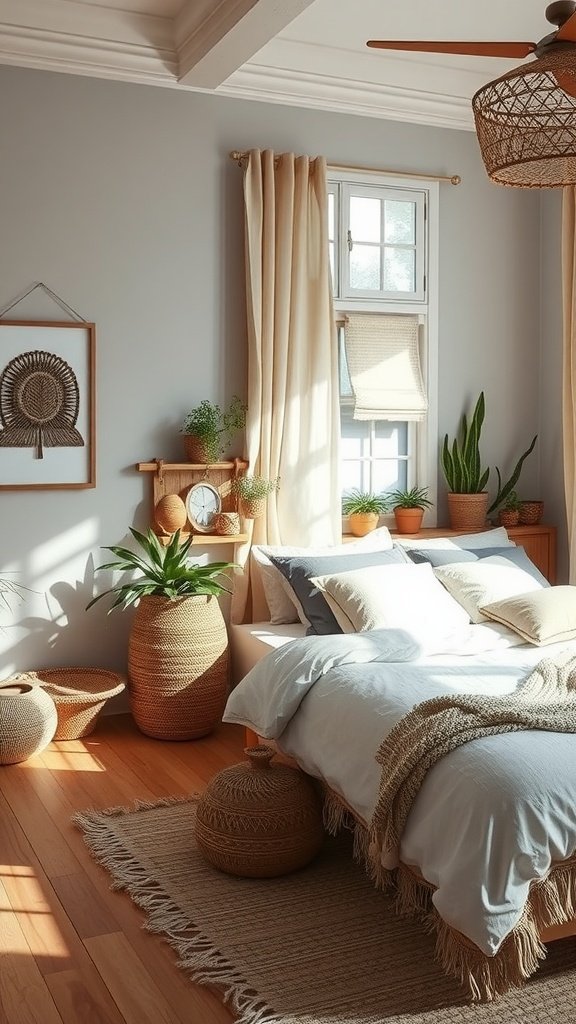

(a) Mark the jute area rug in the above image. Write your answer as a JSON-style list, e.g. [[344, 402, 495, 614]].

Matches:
[[75, 797, 576, 1024]]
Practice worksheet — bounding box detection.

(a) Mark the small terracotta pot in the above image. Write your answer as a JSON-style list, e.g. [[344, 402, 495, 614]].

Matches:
[[348, 512, 379, 537], [393, 507, 424, 535]]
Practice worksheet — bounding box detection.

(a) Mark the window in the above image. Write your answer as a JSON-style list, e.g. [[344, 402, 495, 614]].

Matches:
[[328, 171, 439, 524]]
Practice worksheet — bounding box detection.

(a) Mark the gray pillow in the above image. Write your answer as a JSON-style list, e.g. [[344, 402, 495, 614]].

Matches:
[[268, 546, 410, 635], [477, 546, 550, 587], [407, 548, 479, 568]]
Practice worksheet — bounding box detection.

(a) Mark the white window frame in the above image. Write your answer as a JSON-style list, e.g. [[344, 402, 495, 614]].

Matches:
[[328, 170, 439, 528]]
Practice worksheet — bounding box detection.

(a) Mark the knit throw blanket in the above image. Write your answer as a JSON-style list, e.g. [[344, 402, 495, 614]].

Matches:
[[364, 650, 576, 1001]]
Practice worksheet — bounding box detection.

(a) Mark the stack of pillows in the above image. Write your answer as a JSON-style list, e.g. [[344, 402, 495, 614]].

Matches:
[[251, 527, 576, 648]]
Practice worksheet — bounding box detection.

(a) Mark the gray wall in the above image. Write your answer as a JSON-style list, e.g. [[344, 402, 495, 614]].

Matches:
[[0, 65, 543, 677]]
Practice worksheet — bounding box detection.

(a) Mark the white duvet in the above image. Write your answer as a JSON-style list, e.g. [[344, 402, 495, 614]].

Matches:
[[223, 625, 576, 957]]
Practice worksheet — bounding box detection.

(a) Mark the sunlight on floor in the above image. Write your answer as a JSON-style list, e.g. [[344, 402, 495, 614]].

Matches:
[[33, 746, 106, 772], [1, 870, 71, 959]]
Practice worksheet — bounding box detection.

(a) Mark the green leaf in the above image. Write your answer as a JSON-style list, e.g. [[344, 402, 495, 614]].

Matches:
[[487, 435, 538, 515]]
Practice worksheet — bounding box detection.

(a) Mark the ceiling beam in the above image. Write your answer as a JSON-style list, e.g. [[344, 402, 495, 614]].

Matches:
[[175, 0, 316, 88]]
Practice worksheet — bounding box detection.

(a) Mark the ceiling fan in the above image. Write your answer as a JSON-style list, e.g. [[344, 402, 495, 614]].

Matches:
[[367, 1, 576, 187]]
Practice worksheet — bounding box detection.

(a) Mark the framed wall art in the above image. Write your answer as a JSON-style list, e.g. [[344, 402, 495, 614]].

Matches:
[[0, 321, 95, 490]]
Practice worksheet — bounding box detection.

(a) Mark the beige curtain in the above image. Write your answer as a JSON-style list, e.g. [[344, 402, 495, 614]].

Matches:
[[231, 149, 341, 623], [563, 187, 576, 583]]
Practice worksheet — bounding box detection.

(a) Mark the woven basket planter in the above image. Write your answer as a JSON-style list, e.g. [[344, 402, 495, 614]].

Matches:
[[447, 492, 489, 532], [31, 668, 126, 740], [128, 594, 229, 741], [0, 680, 57, 764], [182, 435, 219, 464], [195, 745, 324, 877], [519, 500, 544, 526], [239, 496, 267, 520], [214, 511, 240, 536], [498, 508, 520, 528]]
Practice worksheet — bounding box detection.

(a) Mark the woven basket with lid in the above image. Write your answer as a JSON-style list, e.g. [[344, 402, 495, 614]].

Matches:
[[195, 745, 324, 877]]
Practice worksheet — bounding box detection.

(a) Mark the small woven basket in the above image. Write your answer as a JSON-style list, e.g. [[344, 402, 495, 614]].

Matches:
[[0, 680, 57, 764], [214, 511, 240, 536], [239, 496, 267, 520], [195, 745, 324, 877], [182, 435, 219, 464], [30, 668, 125, 740], [498, 509, 520, 528], [519, 500, 544, 526]]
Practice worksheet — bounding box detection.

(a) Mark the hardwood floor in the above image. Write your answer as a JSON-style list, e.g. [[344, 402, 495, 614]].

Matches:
[[0, 714, 246, 1024]]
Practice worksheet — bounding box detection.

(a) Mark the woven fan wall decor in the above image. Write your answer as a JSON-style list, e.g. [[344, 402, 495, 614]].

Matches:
[[0, 349, 84, 459]]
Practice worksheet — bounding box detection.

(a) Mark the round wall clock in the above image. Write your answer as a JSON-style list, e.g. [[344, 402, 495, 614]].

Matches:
[[186, 482, 222, 534]]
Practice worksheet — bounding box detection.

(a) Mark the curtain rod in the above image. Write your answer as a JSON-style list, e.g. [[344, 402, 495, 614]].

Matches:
[[228, 151, 461, 186]]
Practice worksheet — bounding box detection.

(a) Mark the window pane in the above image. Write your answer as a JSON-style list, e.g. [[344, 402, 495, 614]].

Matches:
[[373, 421, 408, 457], [372, 460, 407, 493], [350, 196, 381, 243], [328, 192, 335, 240], [340, 406, 369, 458], [383, 248, 415, 292], [384, 200, 415, 244], [350, 245, 381, 291], [341, 462, 364, 495]]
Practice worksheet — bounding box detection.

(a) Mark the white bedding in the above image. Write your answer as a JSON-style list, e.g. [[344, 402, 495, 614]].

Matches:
[[223, 625, 576, 957]]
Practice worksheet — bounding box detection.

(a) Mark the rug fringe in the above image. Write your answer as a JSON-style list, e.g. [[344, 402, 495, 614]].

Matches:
[[73, 800, 287, 1024]]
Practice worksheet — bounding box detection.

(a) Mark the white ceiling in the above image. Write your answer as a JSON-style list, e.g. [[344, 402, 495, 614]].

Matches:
[[0, 0, 556, 131]]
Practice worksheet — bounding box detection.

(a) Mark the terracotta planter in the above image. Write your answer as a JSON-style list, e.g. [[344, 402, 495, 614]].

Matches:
[[393, 507, 424, 535], [447, 492, 489, 532], [348, 512, 379, 537], [128, 595, 229, 741]]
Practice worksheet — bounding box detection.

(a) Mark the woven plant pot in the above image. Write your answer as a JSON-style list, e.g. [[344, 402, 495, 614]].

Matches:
[[519, 500, 544, 526], [447, 492, 489, 532], [498, 508, 520, 528], [31, 668, 126, 740], [0, 680, 57, 764], [239, 496, 267, 520], [128, 594, 229, 741], [214, 511, 240, 536], [195, 745, 324, 877], [155, 494, 187, 535], [182, 435, 219, 464]]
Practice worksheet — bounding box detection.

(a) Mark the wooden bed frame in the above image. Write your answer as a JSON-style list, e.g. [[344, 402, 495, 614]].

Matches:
[[244, 727, 576, 944]]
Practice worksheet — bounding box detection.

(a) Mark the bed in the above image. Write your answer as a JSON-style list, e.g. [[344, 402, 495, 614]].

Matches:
[[225, 528, 576, 1000]]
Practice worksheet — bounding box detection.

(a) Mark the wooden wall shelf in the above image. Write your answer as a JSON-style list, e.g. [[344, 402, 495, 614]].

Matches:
[[136, 457, 249, 544]]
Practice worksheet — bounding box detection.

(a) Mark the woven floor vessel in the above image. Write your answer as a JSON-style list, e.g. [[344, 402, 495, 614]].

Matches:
[[0, 680, 57, 763], [75, 796, 576, 1024], [128, 594, 229, 740], [32, 668, 125, 740], [195, 746, 324, 876]]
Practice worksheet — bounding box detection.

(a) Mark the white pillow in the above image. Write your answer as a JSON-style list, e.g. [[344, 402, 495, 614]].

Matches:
[[252, 527, 394, 624], [311, 562, 470, 637], [397, 526, 515, 551], [433, 556, 544, 624], [480, 587, 576, 646]]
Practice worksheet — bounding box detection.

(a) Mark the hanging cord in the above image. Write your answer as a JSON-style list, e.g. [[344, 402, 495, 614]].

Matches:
[[0, 282, 88, 322]]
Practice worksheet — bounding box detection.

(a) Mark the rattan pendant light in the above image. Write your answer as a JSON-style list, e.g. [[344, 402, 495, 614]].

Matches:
[[473, 49, 576, 188]]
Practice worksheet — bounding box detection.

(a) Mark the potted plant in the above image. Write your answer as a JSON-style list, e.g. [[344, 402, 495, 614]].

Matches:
[[181, 395, 246, 463], [488, 434, 538, 519], [496, 490, 522, 528], [86, 528, 236, 740], [388, 485, 433, 535], [341, 489, 389, 537], [441, 392, 490, 531], [232, 475, 280, 519]]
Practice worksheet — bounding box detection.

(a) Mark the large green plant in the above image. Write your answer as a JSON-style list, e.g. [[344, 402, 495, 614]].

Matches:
[[441, 392, 490, 494], [86, 529, 235, 612]]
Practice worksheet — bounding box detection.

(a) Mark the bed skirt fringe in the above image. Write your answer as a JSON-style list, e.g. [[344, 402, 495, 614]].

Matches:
[[321, 784, 576, 1002]]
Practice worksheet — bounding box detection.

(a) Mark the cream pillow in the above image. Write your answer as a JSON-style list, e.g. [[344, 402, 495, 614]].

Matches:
[[252, 527, 394, 624], [311, 562, 470, 636], [480, 587, 576, 646], [433, 556, 544, 624]]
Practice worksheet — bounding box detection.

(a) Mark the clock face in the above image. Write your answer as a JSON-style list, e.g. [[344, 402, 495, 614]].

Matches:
[[186, 483, 222, 534]]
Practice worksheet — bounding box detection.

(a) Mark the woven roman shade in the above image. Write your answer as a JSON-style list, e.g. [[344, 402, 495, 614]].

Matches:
[[343, 313, 427, 421]]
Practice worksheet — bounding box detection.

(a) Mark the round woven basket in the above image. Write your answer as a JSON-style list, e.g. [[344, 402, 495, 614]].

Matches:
[[31, 668, 126, 740], [155, 494, 187, 535], [195, 745, 324, 877], [519, 500, 544, 526], [0, 680, 57, 764], [128, 594, 229, 741], [214, 511, 240, 536], [498, 508, 520, 528], [239, 496, 267, 520]]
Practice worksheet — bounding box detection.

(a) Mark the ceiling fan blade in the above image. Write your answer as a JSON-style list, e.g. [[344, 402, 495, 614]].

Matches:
[[556, 11, 576, 41], [366, 40, 537, 58]]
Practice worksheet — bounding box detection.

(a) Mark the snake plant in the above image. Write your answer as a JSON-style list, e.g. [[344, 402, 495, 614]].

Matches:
[[441, 392, 490, 494]]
